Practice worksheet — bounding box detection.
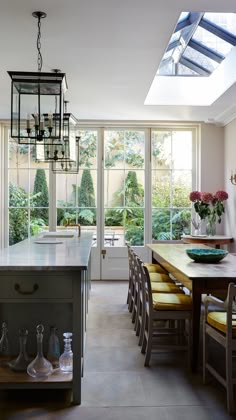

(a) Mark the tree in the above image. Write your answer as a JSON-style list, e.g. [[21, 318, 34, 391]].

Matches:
[[32, 169, 49, 222], [78, 169, 95, 208]]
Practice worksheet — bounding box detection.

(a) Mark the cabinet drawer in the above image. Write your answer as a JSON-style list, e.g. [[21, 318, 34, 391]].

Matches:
[[0, 273, 73, 299]]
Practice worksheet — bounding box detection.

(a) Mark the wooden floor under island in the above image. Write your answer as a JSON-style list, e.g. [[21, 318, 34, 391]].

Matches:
[[0, 231, 92, 405]]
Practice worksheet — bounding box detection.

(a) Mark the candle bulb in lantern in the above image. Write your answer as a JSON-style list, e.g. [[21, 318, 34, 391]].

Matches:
[[48, 113, 53, 128], [34, 113, 39, 126], [26, 114, 30, 129], [40, 119, 45, 131]]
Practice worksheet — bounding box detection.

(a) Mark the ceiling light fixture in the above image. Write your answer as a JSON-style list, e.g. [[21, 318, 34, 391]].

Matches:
[[36, 100, 80, 169], [8, 11, 67, 145]]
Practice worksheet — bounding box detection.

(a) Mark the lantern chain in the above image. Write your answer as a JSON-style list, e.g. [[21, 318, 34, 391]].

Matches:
[[37, 15, 43, 72]]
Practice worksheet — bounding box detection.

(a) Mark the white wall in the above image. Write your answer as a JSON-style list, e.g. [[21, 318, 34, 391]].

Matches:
[[200, 123, 225, 235], [224, 119, 236, 250]]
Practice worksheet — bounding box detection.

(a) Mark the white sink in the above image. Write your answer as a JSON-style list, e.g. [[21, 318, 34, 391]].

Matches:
[[42, 231, 76, 238]]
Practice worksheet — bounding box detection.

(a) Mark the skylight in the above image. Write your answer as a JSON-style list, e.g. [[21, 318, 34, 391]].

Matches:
[[158, 12, 236, 77], [145, 12, 236, 107]]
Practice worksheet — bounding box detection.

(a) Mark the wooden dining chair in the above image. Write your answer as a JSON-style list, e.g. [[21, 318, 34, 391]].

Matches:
[[135, 255, 185, 347], [141, 262, 192, 367], [203, 282, 236, 414], [127, 245, 174, 323], [127, 245, 135, 312]]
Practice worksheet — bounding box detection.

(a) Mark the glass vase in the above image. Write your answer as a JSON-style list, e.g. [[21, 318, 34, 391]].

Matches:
[[47, 326, 60, 369], [59, 332, 73, 372], [9, 328, 31, 372], [0, 322, 9, 356], [206, 219, 216, 236], [27, 324, 53, 379]]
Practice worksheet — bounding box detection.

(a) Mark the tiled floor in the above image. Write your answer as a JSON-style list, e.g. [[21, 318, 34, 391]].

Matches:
[[0, 281, 234, 419]]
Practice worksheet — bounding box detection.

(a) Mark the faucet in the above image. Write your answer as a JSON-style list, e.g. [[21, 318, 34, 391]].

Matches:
[[65, 219, 81, 237]]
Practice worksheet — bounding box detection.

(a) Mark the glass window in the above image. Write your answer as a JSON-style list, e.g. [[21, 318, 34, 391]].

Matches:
[[151, 129, 193, 240], [104, 130, 145, 246], [8, 138, 49, 245], [56, 130, 98, 240]]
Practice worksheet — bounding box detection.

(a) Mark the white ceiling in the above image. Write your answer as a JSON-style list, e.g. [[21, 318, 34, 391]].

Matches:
[[1, 0, 236, 124]]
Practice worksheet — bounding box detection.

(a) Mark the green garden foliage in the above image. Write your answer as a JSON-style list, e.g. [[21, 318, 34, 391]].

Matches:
[[9, 183, 46, 245], [32, 169, 49, 222], [78, 169, 95, 208]]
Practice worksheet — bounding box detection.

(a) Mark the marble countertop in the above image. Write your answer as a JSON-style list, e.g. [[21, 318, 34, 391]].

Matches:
[[0, 231, 93, 271]]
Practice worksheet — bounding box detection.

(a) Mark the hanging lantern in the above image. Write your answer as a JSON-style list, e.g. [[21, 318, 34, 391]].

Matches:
[[8, 12, 67, 145], [52, 136, 80, 173], [35, 101, 79, 163]]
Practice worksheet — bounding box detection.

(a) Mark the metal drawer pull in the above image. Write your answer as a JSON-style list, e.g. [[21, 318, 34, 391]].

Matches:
[[14, 283, 39, 295]]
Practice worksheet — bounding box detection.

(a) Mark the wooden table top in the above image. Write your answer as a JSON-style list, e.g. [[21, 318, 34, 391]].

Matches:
[[147, 243, 236, 280]]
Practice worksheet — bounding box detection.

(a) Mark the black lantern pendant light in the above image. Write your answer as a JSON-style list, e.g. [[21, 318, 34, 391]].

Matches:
[[8, 11, 67, 145], [35, 100, 79, 164], [52, 136, 80, 173]]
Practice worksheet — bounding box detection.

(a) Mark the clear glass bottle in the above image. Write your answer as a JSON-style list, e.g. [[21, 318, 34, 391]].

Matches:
[[59, 332, 73, 372], [9, 328, 31, 372], [0, 322, 9, 356], [27, 324, 53, 378], [47, 326, 60, 368]]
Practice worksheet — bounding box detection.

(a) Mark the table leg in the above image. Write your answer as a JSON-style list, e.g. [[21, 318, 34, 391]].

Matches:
[[191, 282, 202, 372]]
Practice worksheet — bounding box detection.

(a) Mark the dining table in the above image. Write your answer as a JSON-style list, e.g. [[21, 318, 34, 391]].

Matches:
[[147, 242, 236, 372]]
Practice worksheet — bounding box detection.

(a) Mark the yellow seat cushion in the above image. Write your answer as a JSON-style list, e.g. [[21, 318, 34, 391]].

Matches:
[[152, 293, 192, 310], [144, 263, 167, 274], [149, 272, 172, 283], [151, 282, 184, 294], [207, 312, 236, 337]]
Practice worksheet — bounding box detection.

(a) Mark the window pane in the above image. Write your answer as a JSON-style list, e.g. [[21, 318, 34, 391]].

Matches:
[[152, 209, 171, 240], [172, 170, 192, 206], [193, 26, 233, 56], [79, 130, 97, 169], [9, 208, 28, 245], [152, 131, 171, 169], [204, 13, 236, 36], [151, 129, 193, 240], [104, 131, 125, 169], [172, 131, 192, 169], [152, 170, 171, 207], [104, 169, 124, 208], [183, 46, 218, 73]]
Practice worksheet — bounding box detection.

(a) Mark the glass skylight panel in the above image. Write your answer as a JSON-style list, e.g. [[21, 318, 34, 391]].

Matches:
[[177, 64, 198, 76], [158, 11, 236, 77], [193, 26, 233, 56], [204, 12, 236, 36], [183, 46, 218, 73]]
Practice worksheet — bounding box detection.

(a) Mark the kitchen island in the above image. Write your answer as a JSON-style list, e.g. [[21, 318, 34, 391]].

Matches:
[[0, 231, 92, 405]]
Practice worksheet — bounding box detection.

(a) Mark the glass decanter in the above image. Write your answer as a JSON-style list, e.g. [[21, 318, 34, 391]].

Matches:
[[47, 326, 60, 368], [59, 332, 73, 372], [27, 324, 53, 378], [0, 322, 9, 356], [9, 328, 31, 372]]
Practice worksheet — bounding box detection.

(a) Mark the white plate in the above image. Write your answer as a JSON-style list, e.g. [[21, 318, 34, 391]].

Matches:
[[191, 235, 207, 238]]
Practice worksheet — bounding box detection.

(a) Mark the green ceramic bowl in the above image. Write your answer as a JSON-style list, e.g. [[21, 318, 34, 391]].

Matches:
[[186, 248, 228, 263]]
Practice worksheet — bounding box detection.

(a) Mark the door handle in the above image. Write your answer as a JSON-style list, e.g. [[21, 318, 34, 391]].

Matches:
[[101, 249, 106, 259]]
